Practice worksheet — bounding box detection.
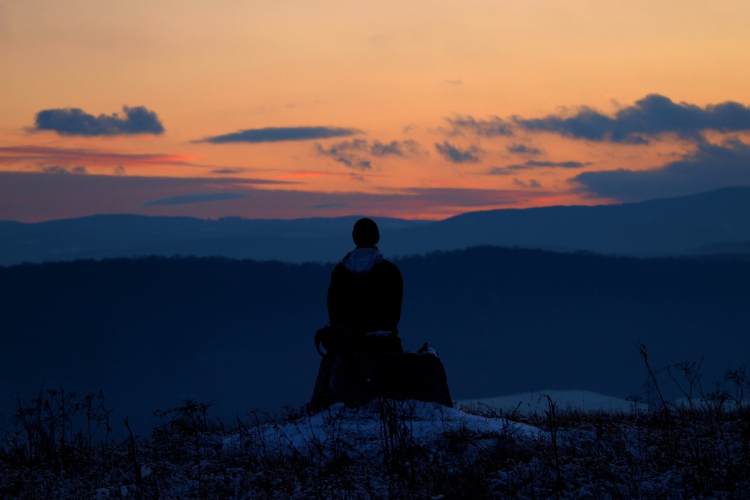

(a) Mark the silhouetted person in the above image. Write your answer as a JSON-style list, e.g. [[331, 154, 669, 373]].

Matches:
[[312, 219, 451, 409], [327, 218, 403, 347]]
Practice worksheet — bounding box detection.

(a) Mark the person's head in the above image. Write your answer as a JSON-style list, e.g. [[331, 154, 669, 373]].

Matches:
[[352, 218, 379, 248]]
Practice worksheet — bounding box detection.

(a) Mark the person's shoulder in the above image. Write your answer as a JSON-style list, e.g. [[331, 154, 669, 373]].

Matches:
[[378, 258, 402, 276], [331, 261, 348, 277]]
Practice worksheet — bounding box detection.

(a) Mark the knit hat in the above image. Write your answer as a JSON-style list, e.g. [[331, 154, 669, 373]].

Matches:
[[352, 218, 380, 247]]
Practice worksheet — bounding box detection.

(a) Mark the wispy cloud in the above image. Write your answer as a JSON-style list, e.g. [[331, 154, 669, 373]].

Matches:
[[278, 171, 364, 182], [326, 138, 420, 157], [573, 139, 750, 201], [212, 168, 248, 175], [337, 157, 372, 170], [435, 141, 483, 163], [513, 178, 542, 189], [515, 94, 750, 144], [506, 143, 542, 155], [443, 114, 514, 138], [315, 138, 422, 170], [40, 165, 87, 175], [488, 160, 589, 175], [0, 145, 191, 167], [196, 126, 360, 144], [33, 106, 164, 136]]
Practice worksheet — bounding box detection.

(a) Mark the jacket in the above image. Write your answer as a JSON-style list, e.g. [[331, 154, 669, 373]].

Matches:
[[327, 247, 403, 335]]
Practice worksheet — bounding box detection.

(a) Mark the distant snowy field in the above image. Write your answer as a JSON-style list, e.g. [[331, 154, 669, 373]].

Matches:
[[458, 390, 644, 413]]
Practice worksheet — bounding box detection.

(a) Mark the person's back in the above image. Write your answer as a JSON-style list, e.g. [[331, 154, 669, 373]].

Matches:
[[327, 218, 403, 338]]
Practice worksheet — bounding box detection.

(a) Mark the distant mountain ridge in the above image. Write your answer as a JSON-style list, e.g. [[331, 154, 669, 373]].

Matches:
[[0, 215, 428, 266], [3, 187, 750, 266]]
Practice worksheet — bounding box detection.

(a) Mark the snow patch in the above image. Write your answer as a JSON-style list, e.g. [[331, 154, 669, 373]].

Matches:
[[224, 399, 538, 459]]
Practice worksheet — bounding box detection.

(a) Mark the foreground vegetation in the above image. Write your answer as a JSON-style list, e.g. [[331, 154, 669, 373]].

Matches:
[[2, 359, 750, 499]]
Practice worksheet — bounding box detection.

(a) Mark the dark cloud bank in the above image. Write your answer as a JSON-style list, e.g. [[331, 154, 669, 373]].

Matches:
[[441, 94, 750, 201], [445, 95, 750, 146], [575, 139, 750, 201], [516, 94, 750, 144], [198, 126, 360, 144], [34, 106, 164, 136]]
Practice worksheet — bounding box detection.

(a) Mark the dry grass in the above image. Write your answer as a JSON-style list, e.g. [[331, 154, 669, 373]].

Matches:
[[2, 361, 750, 499]]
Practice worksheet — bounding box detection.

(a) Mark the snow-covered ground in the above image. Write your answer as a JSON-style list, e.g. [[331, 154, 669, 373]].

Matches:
[[459, 390, 645, 413], [222, 392, 641, 460], [224, 399, 539, 461]]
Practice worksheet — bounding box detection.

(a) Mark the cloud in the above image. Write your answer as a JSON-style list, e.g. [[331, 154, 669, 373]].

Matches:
[[443, 114, 514, 138], [370, 139, 421, 157], [317, 138, 421, 157], [435, 141, 483, 163], [513, 178, 542, 189], [336, 157, 372, 170], [506, 143, 542, 155], [143, 192, 249, 207], [445, 79, 463, 85], [315, 138, 422, 170], [34, 106, 164, 136], [525, 160, 588, 168], [488, 160, 588, 175], [516, 94, 750, 144], [0, 145, 191, 167], [573, 139, 750, 201], [314, 140, 371, 170], [212, 168, 247, 174], [40, 165, 87, 175], [197, 126, 360, 144]]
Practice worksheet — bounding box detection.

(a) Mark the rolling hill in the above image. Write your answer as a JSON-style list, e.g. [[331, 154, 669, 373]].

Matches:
[[3, 187, 750, 266]]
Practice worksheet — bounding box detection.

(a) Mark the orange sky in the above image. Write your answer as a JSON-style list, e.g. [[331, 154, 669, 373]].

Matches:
[[2, 0, 750, 221]]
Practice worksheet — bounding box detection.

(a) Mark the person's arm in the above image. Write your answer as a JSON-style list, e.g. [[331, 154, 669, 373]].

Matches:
[[387, 263, 403, 333], [327, 265, 343, 325]]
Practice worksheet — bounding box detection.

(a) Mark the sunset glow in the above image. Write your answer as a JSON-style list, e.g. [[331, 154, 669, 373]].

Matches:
[[2, 0, 750, 221]]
